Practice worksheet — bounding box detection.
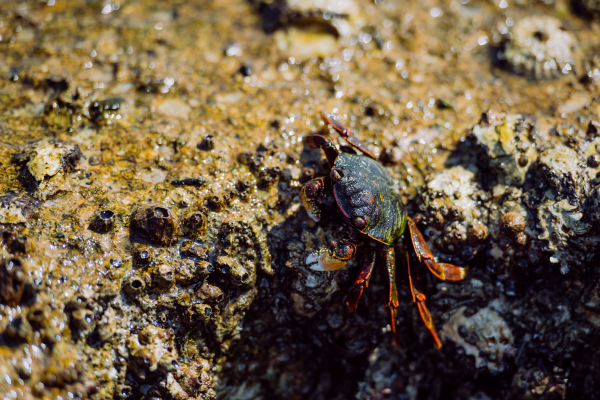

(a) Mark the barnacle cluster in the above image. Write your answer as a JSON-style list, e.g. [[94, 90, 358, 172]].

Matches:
[[252, 0, 364, 57], [417, 165, 490, 265], [503, 16, 577, 79]]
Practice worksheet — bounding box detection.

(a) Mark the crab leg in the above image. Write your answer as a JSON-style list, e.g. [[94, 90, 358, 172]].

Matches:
[[322, 115, 378, 160], [346, 246, 375, 312], [381, 245, 401, 346], [407, 217, 468, 281], [404, 249, 443, 349]]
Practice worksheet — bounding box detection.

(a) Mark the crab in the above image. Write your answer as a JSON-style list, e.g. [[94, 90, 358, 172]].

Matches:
[[302, 115, 468, 348]]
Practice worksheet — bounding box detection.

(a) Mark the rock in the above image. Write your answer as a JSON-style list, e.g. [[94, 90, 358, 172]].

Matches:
[[174, 360, 213, 396], [11, 140, 81, 199], [470, 112, 537, 186], [0, 194, 40, 224], [533, 146, 598, 274], [127, 325, 178, 383], [0, 230, 36, 255], [442, 306, 515, 373]]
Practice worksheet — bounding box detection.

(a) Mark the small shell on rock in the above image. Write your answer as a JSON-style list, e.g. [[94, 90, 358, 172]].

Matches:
[[587, 154, 600, 168], [192, 303, 213, 322], [151, 264, 176, 292], [196, 283, 224, 303], [69, 308, 96, 333], [132, 243, 155, 265], [198, 134, 215, 151], [5, 315, 33, 344], [236, 179, 254, 193], [0, 258, 29, 306], [263, 0, 363, 58], [114, 385, 132, 400], [500, 211, 526, 235], [182, 212, 207, 239], [160, 373, 189, 400], [467, 223, 489, 245], [0, 230, 36, 255], [130, 203, 182, 246], [27, 302, 51, 329], [122, 273, 149, 296], [90, 210, 116, 233], [588, 120, 600, 137], [195, 261, 214, 280], [207, 195, 225, 212], [502, 16, 577, 79], [180, 241, 210, 261], [215, 255, 253, 286], [175, 259, 198, 287], [89, 97, 123, 124]]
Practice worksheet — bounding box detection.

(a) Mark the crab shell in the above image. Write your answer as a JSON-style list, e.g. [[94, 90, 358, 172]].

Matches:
[[331, 152, 407, 245]]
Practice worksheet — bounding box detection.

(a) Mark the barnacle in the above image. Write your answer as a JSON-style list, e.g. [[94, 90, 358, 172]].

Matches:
[[503, 16, 577, 79]]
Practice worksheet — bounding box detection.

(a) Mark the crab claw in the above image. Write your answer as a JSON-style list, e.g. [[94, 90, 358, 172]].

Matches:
[[301, 178, 325, 222], [306, 248, 348, 271], [301, 190, 321, 222]]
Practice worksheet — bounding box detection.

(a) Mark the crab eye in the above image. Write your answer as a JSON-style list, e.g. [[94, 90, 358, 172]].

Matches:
[[352, 216, 366, 228]]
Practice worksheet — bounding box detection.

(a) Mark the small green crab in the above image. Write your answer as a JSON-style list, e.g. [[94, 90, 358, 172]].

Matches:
[[302, 115, 468, 348]]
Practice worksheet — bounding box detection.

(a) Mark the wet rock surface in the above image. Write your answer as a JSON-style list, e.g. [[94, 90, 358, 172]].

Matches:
[[1, 0, 600, 400]]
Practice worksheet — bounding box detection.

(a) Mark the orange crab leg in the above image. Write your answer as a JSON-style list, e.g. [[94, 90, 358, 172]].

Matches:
[[346, 246, 375, 312], [404, 248, 443, 349], [381, 245, 401, 346], [407, 218, 468, 281], [322, 115, 378, 160]]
